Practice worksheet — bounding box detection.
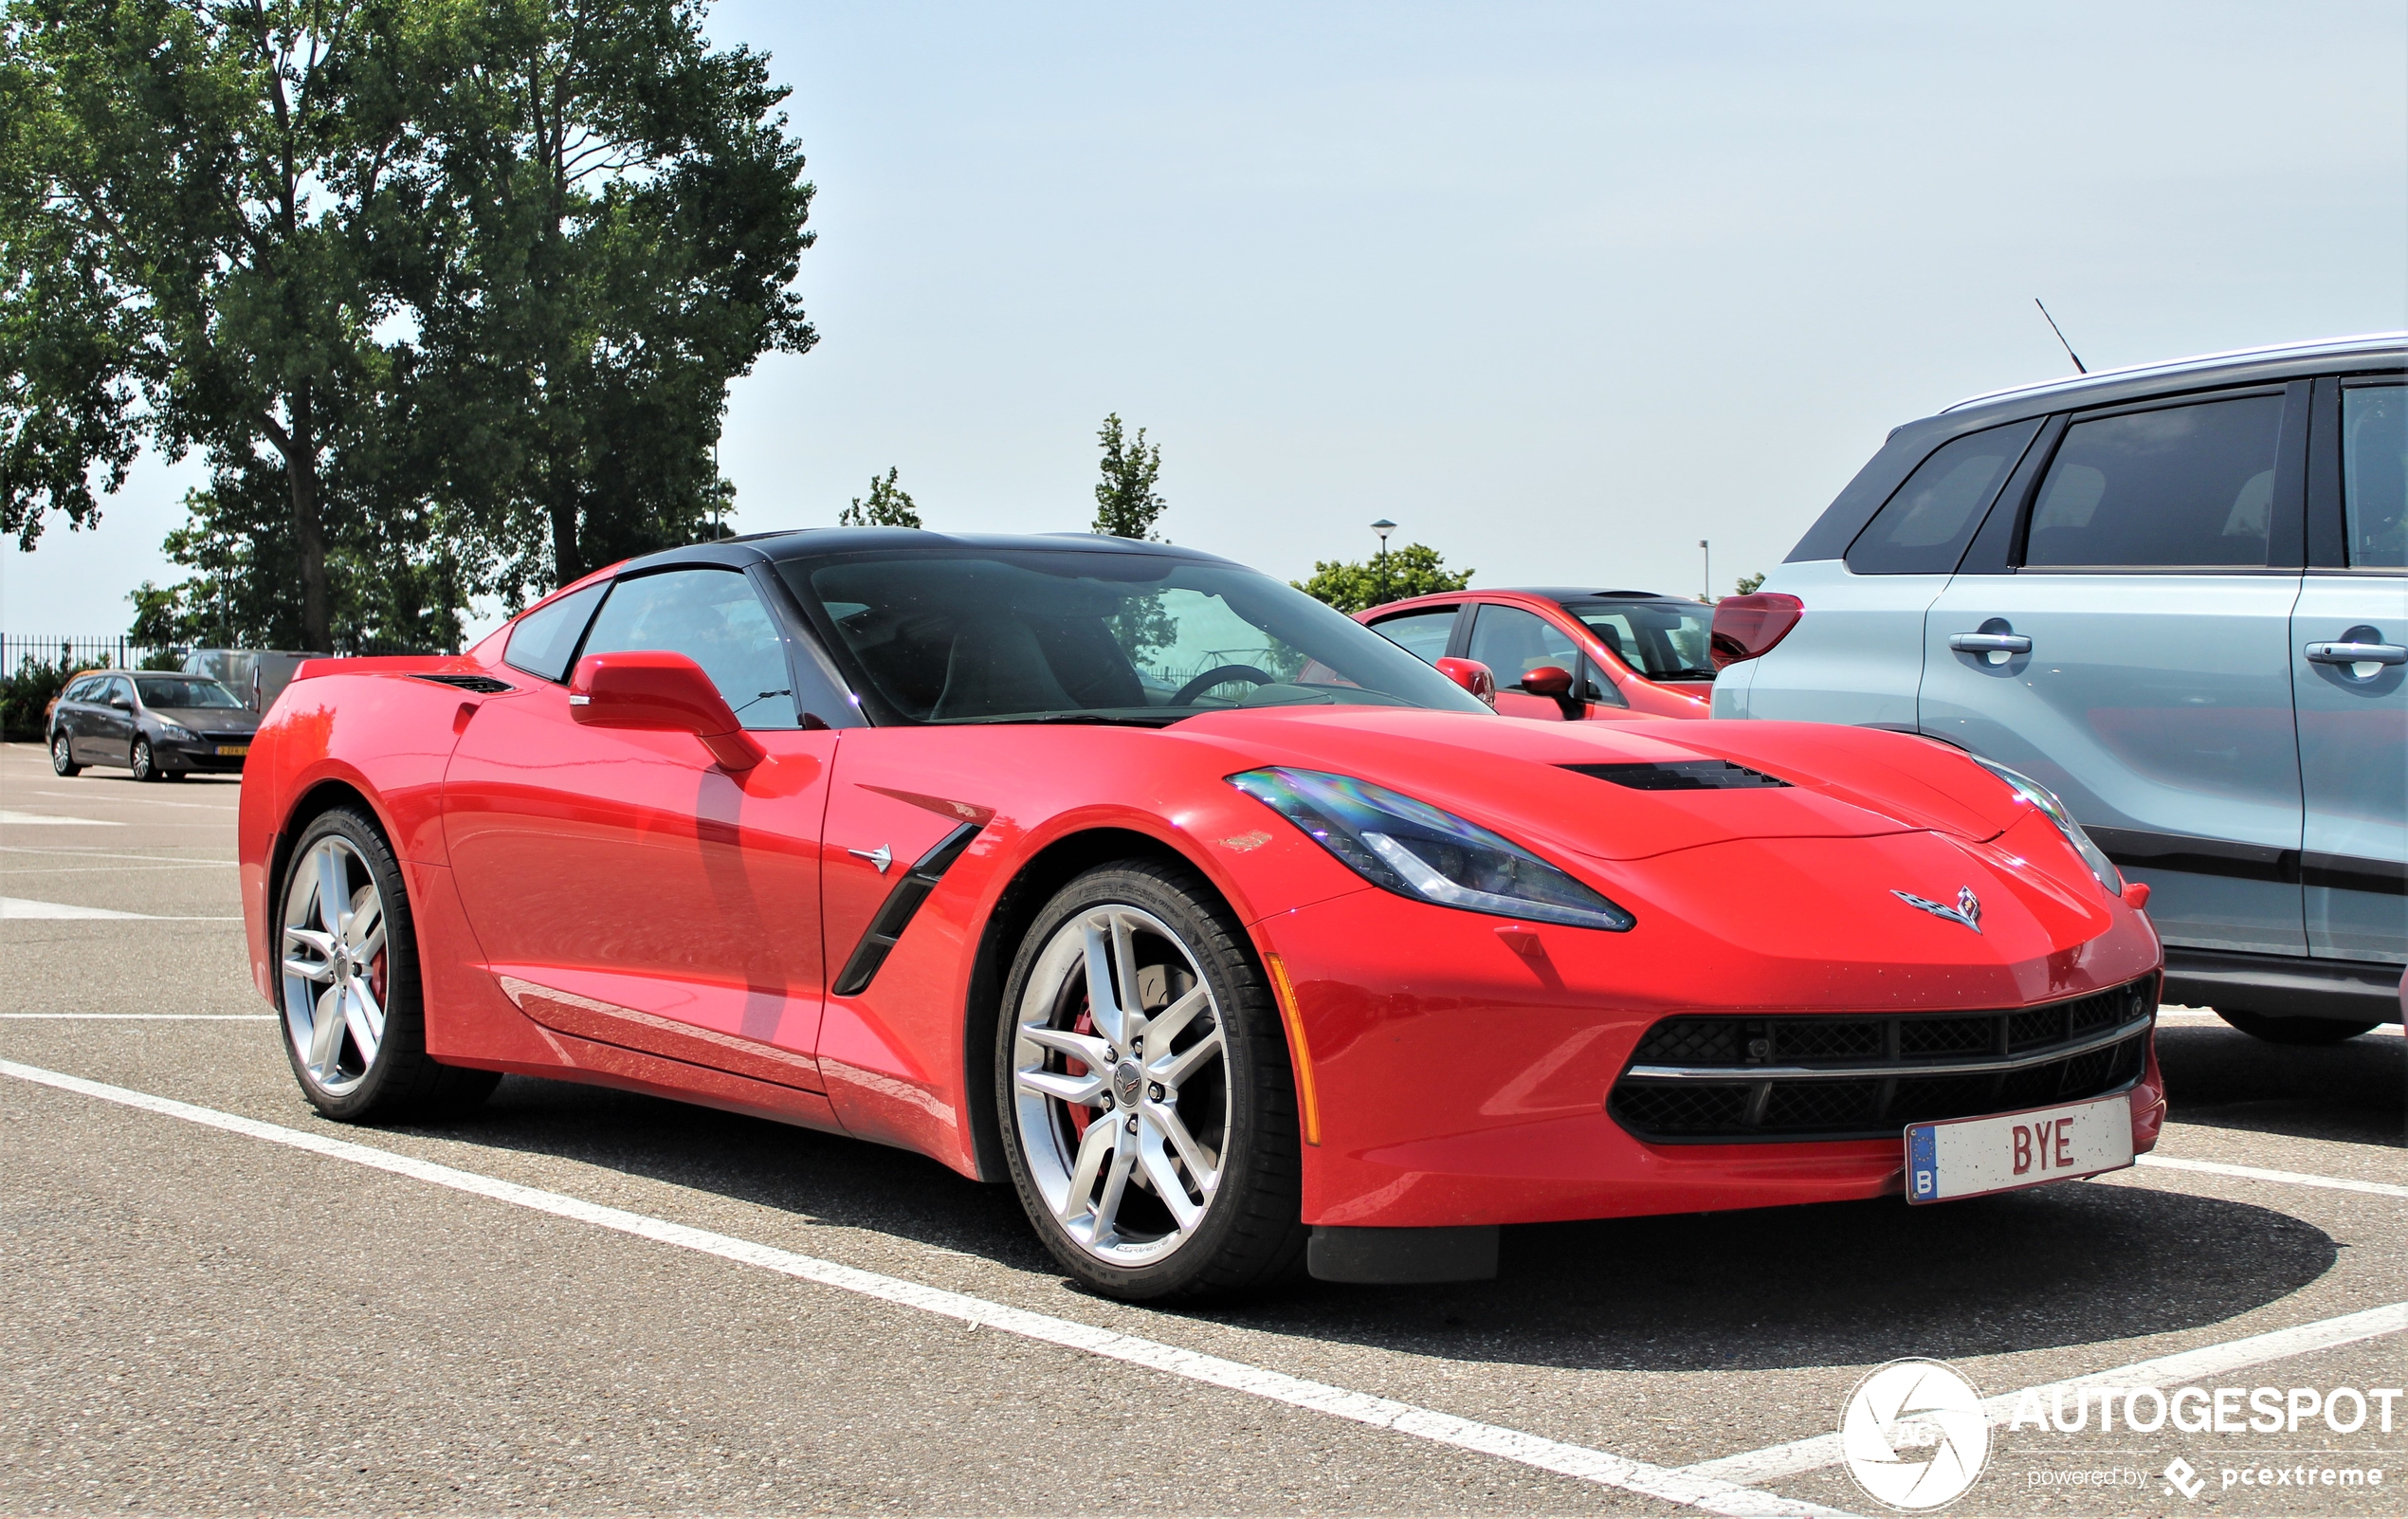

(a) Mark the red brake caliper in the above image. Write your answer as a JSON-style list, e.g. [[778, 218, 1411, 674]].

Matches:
[[1064, 1002, 1098, 1139]]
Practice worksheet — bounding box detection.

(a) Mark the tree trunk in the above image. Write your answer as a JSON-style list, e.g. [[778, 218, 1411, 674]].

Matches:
[[549, 478, 581, 588], [284, 391, 331, 651]]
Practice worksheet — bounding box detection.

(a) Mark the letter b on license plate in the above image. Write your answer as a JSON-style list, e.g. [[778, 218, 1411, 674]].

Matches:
[[1906, 1091, 2134, 1203]]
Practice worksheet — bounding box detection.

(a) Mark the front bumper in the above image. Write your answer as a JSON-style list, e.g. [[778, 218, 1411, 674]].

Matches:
[[160, 738, 251, 773], [1255, 848, 2164, 1232]]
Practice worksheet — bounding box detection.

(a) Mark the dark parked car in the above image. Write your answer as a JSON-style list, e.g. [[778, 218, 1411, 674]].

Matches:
[[47, 670, 260, 780]]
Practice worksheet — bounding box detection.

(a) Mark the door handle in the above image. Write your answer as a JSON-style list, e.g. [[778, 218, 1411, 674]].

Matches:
[[1948, 632, 2033, 654], [2305, 641, 2406, 666]]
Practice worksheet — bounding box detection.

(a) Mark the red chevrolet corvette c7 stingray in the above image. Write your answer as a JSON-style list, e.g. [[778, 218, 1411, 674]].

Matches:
[[239, 530, 2165, 1300]]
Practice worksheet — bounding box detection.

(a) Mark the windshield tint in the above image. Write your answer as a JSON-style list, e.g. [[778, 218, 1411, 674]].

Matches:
[[1562, 599, 1716, 681], [135, 677, 245, 709], [777, 547, 1492, 724]]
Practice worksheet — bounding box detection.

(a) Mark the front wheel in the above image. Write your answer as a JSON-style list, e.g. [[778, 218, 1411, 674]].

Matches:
[[995, 860, 1305, 1302], [278, 807, 501, 1122], [49, 732, 81, 776], [130, 737, 159, 781], [2215, 1008, 2381, 1045]]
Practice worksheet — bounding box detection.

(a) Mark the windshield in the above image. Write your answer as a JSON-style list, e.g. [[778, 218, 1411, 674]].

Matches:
[[1562, 598, 1717, 681], [777, 547, 1493, 724], [135, 677, 246, 709]]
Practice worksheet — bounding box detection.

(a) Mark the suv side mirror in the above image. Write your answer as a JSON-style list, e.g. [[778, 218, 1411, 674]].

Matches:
[[1434, 656, 1497, 708], [570, 650, 766, 770], [1520, 664, 1574, 698]]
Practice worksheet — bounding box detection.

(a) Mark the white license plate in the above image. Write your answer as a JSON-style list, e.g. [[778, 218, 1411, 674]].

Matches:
[[1906, 1091, 2134, 1203], [215, 744, 248, 757]]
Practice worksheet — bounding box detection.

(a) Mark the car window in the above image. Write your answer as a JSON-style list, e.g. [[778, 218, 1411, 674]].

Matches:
[[108, 677, 137, 705], [1465, 604, 1580, 691], [1561, 598, 1716, 680], [63, 678, 101, 704], [503, 580, 610, 684], [2023, 394, 2285, 568], [1847, 419, 2041, 574], [1366, 607, 1459, 665], [580, 569, 801, 729], [134, 677, 244, 709], [2343, 384, 2406, 569]]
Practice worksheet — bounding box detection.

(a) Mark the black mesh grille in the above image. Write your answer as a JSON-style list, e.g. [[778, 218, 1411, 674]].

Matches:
[[1608, 977, 2155, 1143], [1899, 1016, 1995, 1056]]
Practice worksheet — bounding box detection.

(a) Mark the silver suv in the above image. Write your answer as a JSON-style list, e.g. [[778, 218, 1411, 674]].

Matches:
[[1714, 334, 2405, 1044]]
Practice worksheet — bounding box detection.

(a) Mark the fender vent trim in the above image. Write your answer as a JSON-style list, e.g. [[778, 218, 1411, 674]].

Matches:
[[831, 823, 983, 997]]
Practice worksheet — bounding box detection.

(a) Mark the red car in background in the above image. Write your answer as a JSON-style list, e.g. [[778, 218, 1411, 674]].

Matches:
[[1360, 588, 1715, 721], [238, 532, 2163, 1303]]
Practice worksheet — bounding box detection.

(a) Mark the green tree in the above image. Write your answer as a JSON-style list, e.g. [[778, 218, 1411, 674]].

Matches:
[[1, 0, 450, 650], [1294, 542, 1472, 614], [1091, 412, 1165, 540], [1733, 571, 1765, 596], [839, 467, 921, 527], [418, 0, 817, 600]]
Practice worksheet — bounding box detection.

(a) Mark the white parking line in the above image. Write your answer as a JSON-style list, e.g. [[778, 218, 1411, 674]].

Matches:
[[1682, 1302, 2408, 1487], [0, 1058, 1854, 1519], [0, 847, 236, 865], [0, 897, 241, 922], [2135, 1155, 2408, 1199], [0, 1014, 273, 1020], [31, 790, 236, 811], [0, 811, 122, 827]]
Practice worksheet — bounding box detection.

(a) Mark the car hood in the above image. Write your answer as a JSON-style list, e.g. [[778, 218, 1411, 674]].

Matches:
[[155, 706, 260, 731], [1172, 707, 2025, 863]]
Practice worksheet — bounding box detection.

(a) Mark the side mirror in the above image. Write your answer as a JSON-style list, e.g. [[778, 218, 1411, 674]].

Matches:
[[109, 697, 132, 710], [570, 650, 766, 770], [1434, 657, 1497, 708], [1520, 664, 1575, 698]]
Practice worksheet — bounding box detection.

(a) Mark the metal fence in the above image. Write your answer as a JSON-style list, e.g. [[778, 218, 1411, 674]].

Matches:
[[1, 635, 173, 675]]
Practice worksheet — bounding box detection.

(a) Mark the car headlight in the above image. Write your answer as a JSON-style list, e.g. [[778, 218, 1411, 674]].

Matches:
[[1972, 755, 2123, 897], [1229, 766, 1634, 931], [157, 722, 197, 742]]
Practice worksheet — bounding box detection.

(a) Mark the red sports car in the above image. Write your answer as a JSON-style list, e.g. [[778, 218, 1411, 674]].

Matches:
[[239, 531, 2165, 1301], [1359, 587, 1718, 721]]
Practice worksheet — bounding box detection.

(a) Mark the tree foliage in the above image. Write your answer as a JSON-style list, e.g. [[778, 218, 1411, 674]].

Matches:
[[1091, 412, 1164, 540], [1732, 571, 1765, 596], [839, 467, 920, 527], [1293, 542, 1472, 614], [1, 0, 816, 650]]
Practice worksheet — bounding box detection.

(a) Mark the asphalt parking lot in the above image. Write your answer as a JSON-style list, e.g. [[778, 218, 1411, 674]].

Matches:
[[4, 739, 2402, 1517]]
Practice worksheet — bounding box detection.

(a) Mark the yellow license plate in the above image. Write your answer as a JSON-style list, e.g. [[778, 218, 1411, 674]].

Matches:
[[215, 744, 248, 757]]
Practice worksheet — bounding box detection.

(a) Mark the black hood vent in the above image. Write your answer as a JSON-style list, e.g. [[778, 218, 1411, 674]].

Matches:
[[1563, 760, 1791, 791], [410, 673, 515, 694]]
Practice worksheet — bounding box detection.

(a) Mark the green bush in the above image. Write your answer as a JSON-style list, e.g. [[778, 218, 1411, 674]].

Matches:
[[2, 655, 102, 742]]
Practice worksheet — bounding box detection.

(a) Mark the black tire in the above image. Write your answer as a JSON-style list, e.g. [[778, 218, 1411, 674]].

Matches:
[[276, 806, 502, 1122], [130, 737, 159, 781], [2214, 1008, 2381, 1045], [49, 731, 81, 777], [995, 859, 1306, 1302]]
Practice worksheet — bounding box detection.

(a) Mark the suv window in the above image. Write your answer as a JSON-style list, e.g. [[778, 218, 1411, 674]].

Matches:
[[2023, 393, 2285, 568], [504, 580, 610, 684], [580, 568, 801, 729], [1466, 604, 1579, 691], [1367, 607, 1459, 665], [2342, 384, 2406, 568], [1847, 420, 2040, 574]]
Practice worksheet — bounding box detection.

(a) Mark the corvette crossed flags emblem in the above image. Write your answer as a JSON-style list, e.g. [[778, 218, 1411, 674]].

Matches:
[[1892, 885, 1982, 934]]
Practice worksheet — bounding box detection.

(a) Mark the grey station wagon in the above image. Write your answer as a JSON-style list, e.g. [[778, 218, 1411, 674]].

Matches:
[[1713, 334, 2405, 1044]]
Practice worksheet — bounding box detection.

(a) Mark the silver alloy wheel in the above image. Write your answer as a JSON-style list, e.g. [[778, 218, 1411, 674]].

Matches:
[[50, 732, 73, 773], [130, 738, 155, 780], [1011, 904, 1231, 1268], [280, 836, 389, 1097]]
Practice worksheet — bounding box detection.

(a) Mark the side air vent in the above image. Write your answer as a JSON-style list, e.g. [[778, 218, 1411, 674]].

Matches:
[[1564, 760, 1790, 791], [831, 823, 984, 997], [410, 673, 515, 694]]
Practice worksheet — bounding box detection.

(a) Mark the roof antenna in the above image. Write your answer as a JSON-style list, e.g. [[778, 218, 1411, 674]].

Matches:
[[2034, 298, 2087, 374]]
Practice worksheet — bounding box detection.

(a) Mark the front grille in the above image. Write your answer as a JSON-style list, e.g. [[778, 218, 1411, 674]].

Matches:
[[1609, 978, 2156, 1143]]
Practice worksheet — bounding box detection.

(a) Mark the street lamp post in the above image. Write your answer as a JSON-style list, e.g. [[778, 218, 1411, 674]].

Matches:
[[1699, 539, 1710, 603], [1371, 519, 1396, 605]]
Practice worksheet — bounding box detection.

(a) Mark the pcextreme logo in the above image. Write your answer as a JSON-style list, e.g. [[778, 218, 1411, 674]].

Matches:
[[1840, 1358, 1991, 1510]]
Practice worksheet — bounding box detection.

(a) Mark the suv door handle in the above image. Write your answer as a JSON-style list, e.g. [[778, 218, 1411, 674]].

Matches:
[[1948, 632, 2033, 654], [2305, 641, 2407, 666]]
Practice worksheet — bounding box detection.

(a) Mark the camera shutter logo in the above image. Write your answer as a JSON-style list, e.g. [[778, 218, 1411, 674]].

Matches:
[[1840, 1358, 1991, 1510]]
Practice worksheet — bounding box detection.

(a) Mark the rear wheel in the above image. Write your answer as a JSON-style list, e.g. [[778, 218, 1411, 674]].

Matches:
[[995, 860, 1305, 1302], [278, 807, 501, 1122], [49, 732, 80, 776], [130, 737, 159, 781], [2214, 1008, 2381, 1045]]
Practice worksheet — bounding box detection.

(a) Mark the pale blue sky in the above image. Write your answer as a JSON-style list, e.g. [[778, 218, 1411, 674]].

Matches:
[[7, 0, 2404, 638]]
